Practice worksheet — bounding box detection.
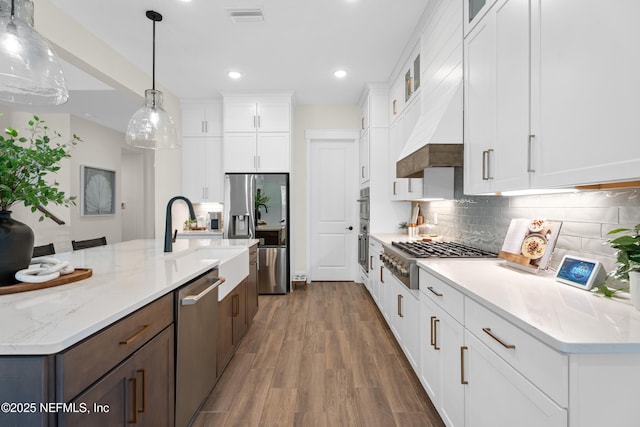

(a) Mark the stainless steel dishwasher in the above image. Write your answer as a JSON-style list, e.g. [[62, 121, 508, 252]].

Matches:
[[175, 268, 224, 427]]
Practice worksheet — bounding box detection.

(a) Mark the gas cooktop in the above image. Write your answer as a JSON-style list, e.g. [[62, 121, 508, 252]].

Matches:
[[391, 241, 497, 258]]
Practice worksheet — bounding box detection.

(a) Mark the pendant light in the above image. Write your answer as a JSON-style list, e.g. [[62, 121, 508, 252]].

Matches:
[[0, 0, 69, 105], [126, 10, 178, 150]]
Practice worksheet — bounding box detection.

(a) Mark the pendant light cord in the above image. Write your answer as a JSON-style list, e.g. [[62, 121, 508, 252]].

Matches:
[[151, 18, 156, 91], [10, 0, 14, 17]]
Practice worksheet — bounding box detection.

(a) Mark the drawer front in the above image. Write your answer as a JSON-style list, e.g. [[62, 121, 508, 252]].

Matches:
[[465, 298, 568, 407], [59, 293, 174, 401], [419, 268, 464, 322]]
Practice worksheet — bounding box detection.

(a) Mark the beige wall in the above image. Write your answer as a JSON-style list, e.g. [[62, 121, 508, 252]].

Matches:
[[291, 105, 360, 273]]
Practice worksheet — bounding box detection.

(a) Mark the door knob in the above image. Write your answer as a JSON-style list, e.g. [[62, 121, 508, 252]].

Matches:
[[346, 226, 353, 230]]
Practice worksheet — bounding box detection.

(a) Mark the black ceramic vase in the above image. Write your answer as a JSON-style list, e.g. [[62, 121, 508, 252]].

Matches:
[[0, 211, 34, 285]]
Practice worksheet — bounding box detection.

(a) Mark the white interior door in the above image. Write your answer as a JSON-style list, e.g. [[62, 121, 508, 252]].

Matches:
[[308, 136, 358, 281], [121, 149, 144, 241]]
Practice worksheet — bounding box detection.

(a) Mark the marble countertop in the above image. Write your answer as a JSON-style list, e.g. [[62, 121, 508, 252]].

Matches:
[[419, 258, 640, 353], [0, 238, 258, 356]]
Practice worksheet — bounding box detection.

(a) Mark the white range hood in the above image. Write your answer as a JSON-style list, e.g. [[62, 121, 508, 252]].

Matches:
[[396, 80, 464, 179]]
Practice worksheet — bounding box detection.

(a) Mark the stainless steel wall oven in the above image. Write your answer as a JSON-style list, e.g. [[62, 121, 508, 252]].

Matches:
[[357, 187, 370, 273]]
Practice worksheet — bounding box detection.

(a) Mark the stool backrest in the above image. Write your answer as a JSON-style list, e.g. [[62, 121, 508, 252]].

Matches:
[[72, 236, 107, 250], [33, 243, 55, 258]]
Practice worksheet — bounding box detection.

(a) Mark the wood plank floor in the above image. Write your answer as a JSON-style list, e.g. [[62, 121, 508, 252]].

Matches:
[[192, 281, 445, 427]]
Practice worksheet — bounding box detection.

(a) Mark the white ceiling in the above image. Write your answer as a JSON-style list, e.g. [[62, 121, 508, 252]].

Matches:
[[5, 0, 430, 132]]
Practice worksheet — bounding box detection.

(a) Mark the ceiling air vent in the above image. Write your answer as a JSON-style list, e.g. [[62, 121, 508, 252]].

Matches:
[[227, 9, 264, 23]]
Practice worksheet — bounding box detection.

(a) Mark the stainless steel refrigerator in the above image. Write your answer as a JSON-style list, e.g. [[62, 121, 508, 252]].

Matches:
[[224, 173, 289, 294]]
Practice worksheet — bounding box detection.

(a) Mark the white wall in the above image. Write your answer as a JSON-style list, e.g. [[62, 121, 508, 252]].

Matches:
[[292, 105, 360, 273]]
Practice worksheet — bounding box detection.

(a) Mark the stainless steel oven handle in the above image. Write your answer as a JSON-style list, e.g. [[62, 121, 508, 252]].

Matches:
[[181, 277, 225, 305]]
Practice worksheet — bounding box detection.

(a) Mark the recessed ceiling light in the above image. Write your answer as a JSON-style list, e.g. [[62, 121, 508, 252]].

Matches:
[[228, 71, 242, 79], [334, 70, 347, 79]]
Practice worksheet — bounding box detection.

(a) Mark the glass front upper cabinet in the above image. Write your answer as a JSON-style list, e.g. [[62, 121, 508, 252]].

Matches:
[[464, 0, 497, 36], [469, 0, 486, 22]]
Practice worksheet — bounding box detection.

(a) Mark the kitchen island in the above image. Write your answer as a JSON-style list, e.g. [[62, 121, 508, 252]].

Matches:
[[0, 238, 258, 427]]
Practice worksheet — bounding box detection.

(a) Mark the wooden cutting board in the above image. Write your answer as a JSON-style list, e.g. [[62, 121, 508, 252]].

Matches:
[[0, 268, 93, 295]]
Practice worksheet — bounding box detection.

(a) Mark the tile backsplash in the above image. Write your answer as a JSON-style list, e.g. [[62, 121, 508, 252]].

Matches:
[[418, 187, 640, 276]]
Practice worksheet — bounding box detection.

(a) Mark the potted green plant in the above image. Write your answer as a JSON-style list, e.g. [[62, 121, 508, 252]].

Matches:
[[255, 189, 270, 225], [606, 224, 640, 308], [0, 115, 81, 285]]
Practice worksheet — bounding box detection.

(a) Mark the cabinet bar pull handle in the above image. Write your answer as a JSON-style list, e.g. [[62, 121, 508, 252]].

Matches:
[[408, 179, 412, 193], [128, 377, 138, 424], [253, 116, 256, 129], [232, 294, 237, 317], [257, 115, 261, 128], [482, 327, 516, 349], [361, 117, 364, 130], [461, 346, 468, 384], [482, 150, 488, 180], [427, 286, 443, 297], [201, 121, 205, 133], [362, 166, 365, 178], [120, 324, 151, 345], [430, 315, 436, 347], [370, 255, 373, 270], [527, 134, 535, 172], [397, 294, 403, 317], [137, 369, 146, 413], [182, 278, 225, 306], [380, 265, 384, 283], [392, 100, 397, 115], [393, 181, 397, 195], [433, 318, 440, 350]]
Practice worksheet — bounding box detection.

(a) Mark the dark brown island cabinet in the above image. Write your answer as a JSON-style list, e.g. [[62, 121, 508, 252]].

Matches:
[[0, 248, 258, 427], [217, 243, 259, 376], [246, 243, 259, 324]]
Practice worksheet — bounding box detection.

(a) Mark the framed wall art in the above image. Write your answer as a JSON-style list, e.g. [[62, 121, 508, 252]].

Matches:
[[80, 165, 116, 216]]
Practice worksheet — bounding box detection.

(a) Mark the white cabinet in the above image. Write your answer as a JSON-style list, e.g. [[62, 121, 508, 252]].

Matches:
[[418, 267, 568, 427], [464, 0, 640, 195], [529, 0, 640, 188], [387, 275, 420, 371], [182, 102, 224, 202], [368, 238, 382, 305], [182, 137, 223, 203], [421, 297, 465, 427], [463, 290, 568, 427], [182, 102, 222, 137], [463, 0, 530, 195], [223, 96, 292, 173], [389, 95, 423, 201], [223, 100, 289, 132], [223, 132, 289, 173], [464, 332, 566, 427], [420, 270, 465, 427], [359, 129, 370, 186]]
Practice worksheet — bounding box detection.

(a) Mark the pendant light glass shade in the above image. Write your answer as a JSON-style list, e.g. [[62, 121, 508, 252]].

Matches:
[[126, 89, 178, 149], [125, 10, 178, 150], [0, 0, 69, 105]]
